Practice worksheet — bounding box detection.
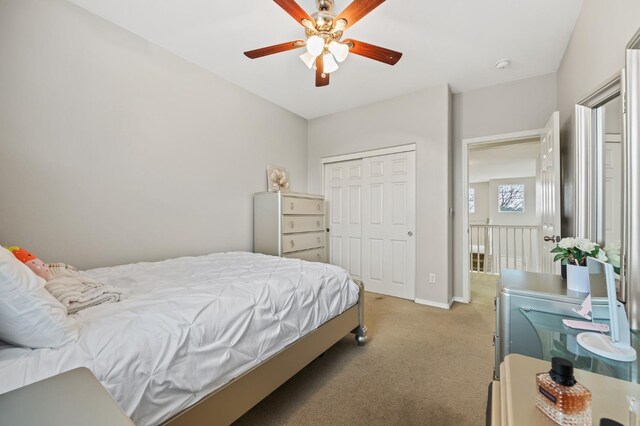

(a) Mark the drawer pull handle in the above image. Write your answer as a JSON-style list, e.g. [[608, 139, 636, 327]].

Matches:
[[317, 237, 322, 243], [316, 220, 321, 227], [317, 253, 321, 259], [316, 202, 321, 210], [290, 221, 295, 229], [290, 202, 295, 210], [290, 240, 295, 248]]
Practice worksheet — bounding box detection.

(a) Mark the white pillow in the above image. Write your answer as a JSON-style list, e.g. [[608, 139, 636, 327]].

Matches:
[[0, 246, 78, 348]]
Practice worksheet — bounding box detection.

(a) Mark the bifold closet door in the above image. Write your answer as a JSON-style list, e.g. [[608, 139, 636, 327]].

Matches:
[[325, 159, 363, 279], [361, 151, 416, 300]]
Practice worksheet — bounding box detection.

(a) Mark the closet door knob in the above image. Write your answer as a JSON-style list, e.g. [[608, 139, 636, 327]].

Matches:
[[408, 231, 413, 237]]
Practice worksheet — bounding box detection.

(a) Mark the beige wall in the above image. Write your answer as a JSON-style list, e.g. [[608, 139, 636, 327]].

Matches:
[[557, 0, 640, 236], [471, 177, 539, 227], [452, 74, 557, 299], [307, 85, 453, 305], [469, 182, 490, 225], [0, 0, 308, 269]]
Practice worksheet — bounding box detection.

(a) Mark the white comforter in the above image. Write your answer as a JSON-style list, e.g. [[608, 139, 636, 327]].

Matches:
[[0, 252, 359, 425]]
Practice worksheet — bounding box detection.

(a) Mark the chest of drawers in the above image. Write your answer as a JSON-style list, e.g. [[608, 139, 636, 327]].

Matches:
[[254, 191, 326, 263]]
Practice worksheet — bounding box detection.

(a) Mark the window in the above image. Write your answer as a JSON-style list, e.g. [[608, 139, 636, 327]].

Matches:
[[469, 188, 475, 213], [498, 184, 525, 212]]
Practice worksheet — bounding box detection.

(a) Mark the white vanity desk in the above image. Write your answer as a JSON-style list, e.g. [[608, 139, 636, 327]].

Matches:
[[490, 354, 640, 426], [0, 368, 133, 426]]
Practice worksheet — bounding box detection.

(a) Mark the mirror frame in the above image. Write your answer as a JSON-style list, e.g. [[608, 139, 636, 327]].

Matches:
[[574, 71, 625, 303], [625, 28, 640, 330], [574, 71, 622, 242]]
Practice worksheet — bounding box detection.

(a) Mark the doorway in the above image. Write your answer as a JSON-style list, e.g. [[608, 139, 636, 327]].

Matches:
[[461, 112, 561, 302], [322, 145, 417, 300]]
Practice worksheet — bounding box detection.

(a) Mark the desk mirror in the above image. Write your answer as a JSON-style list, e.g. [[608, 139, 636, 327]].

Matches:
[[575, 72, 624, 302], [578, 26, 640, 330], [625, 28, 640, 330]]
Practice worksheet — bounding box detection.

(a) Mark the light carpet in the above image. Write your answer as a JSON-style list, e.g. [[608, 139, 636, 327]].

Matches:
[[235, 274, 497, 426]]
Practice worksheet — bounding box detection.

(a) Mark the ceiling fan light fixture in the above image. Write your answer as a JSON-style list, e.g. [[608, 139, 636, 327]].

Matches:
[[323, 51, 339, 73], [299, 51, 317, 69], [306, 35, 325, 56], [328, 41, 349, 62], [244, 0, 404, 87], [333, 18, 347, 32]]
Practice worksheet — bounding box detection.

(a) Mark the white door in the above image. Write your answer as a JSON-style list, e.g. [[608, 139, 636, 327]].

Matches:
[[324, 159, 363, 278], [539, 111, 562, 274], [361, 151, 416, 299]]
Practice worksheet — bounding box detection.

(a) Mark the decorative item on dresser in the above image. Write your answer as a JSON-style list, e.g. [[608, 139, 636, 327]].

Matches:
[[254, 191, 326, 263], [266, 165, 290, 192]]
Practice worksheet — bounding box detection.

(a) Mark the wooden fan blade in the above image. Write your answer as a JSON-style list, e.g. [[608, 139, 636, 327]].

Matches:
[[315, 56, 330, 87], [335, 0, 385, 30], [274, 0, 315, 27], [344, 39, 402, 65], [244, 40, 305, 59]]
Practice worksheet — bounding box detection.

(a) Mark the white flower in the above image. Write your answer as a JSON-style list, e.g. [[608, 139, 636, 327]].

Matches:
[[558, 238, 577, 249], [605, 242, 621, 268], [576, 238, 597, 253], [606, 241, 621, 252], [597, 249, 608, 262]]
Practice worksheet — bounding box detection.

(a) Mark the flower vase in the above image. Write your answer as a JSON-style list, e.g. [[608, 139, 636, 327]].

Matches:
[[566, 264, 590, 293]]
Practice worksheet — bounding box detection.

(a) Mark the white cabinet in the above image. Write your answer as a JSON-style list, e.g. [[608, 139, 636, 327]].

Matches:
[[254, 192, 326, 262]]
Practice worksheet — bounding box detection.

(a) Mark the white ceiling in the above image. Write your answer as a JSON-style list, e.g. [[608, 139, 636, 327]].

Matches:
[[469, 141, 539, 183], [67, 0, 583, 119]]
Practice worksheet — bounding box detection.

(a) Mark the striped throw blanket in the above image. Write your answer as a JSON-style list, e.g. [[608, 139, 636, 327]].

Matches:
[[46, 263, 125, 314]]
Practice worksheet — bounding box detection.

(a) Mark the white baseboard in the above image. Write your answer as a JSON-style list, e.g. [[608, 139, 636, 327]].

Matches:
[[451, 296, 469, 304], [414, 297, 453, 310]]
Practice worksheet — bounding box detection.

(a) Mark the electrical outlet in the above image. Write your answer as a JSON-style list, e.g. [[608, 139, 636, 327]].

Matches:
[[429, 273, 436, 284]]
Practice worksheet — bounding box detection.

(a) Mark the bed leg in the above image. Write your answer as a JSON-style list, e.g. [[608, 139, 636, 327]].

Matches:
[[352, 279, 368, 346]]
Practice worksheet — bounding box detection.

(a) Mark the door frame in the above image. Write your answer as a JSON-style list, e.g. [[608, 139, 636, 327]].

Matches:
[[461, 129, 544, 303], [321, 143, 417, 297]]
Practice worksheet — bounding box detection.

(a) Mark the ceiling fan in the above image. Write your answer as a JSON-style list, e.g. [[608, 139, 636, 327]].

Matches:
[[244, 0, 403, 87]]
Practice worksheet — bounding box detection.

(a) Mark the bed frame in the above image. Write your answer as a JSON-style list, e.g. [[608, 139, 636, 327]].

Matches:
[[161, 280, 367, 426]]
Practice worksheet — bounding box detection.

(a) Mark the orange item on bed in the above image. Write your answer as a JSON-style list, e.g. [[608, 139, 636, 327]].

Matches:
[[6, 246, 52, 281], [7, 246, 36, 263]]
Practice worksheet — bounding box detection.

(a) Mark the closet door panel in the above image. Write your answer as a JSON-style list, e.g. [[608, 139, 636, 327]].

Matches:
[[362, 151, 416, 299], [324, 159, 363, 278], [348, 237, 362, 278]]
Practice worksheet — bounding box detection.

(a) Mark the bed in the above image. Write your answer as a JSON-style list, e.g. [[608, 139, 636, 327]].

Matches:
[[0, 251, 367, 425]]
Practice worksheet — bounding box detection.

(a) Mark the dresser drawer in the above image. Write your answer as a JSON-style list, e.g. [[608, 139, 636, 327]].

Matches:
[[282, 215, 324, 234], [282, 196, 324, 215], [284, 247, 325, 263], [282, 232, 324, 253]]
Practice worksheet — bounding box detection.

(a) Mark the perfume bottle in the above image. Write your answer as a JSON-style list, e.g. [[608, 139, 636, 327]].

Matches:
[[535, 357, 592, 425]]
